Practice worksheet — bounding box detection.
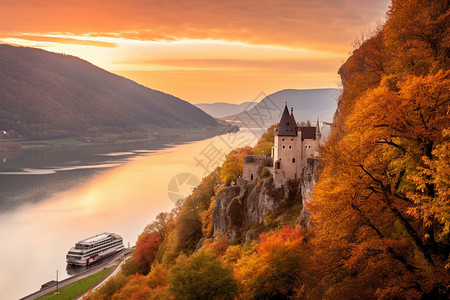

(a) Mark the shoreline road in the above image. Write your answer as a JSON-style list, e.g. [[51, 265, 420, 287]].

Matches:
[[76, 254, 132, 300], [20, 248, 133, 300]]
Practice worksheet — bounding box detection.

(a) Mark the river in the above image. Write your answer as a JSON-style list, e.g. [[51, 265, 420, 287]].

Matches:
[[0, 129, 262, 299]]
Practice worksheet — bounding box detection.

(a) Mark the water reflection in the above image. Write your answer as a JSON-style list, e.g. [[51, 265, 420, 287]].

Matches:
[[66, 264, 88, 277], [65, 256, 113, 276], [0, 129, 261, 299]]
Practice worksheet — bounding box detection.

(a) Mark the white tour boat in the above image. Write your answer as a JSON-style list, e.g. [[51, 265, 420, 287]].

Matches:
[[66, 232, 125, 266]]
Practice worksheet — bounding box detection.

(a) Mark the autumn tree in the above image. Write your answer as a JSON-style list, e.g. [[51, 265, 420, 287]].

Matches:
[[134, 231, 162, 275], [220, 146, 254, 185], [169, 249, 238, 300], [310, 1, 450, 296], [254, 123, 277, 155], [384, 0, 450, 75], [161, 170, 220, 263], [144, 212, 171, 240], [88, 273, 128, 300], [234, 226, 307, 299], [110, 274, 152, 300]]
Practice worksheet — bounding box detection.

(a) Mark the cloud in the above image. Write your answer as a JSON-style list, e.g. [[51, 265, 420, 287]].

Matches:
[[0, 0, 390, 51], [2, 34, 117, 48], [120, 58, 340, 73]]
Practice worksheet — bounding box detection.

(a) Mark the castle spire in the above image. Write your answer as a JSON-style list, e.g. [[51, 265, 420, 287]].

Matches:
[[290, 107, 297, 128], [316, 116, 321, 139]]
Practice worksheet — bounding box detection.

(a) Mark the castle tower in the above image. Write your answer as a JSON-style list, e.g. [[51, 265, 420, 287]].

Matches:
[[273, 105, 300, 184]]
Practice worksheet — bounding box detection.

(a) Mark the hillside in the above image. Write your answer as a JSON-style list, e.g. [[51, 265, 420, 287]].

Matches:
[[195, 102, 257, 118], [86, 1, 449, 299], [0, 44, 218, 140], [224, 88, 340, 124]]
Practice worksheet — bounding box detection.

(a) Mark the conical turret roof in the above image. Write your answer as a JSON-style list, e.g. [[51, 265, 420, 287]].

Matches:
[[316, 116, 321, 136], [276, 105, 298, 136]]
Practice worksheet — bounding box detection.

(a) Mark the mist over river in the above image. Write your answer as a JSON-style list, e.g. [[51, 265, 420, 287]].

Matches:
[[0, 129, 261, 299]]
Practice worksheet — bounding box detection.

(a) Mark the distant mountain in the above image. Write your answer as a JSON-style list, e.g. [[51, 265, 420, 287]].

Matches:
[[224, 88, 340, 124], [195, 102, 257, 118], [0, 44, 218, 140], [222, 89, 340, 140]]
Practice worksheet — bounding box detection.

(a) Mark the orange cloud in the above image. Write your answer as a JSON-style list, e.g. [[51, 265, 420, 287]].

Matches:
[[0, 0, 390, 51], [2, 34, 117, 47], [121, 58, 340, 73]]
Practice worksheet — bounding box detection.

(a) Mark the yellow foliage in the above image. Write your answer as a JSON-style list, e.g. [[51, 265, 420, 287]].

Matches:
[[219, 146, 254, 185]]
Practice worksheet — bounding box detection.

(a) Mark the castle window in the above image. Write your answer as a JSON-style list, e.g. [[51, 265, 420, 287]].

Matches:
[[251, 174, 254, 181], [305, 145, 307, 149], [309, 145, 311, 148], [282, 138, 284, 141], [276, 161, 280, 169], [282, 145, 285, 149], [291, 139, 293, 141], [292, 158, 295, 163], [289, 145, 291, 149]]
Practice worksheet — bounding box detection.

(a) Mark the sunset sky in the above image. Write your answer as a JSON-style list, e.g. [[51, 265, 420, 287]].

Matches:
[[0, 0, 390, 103]]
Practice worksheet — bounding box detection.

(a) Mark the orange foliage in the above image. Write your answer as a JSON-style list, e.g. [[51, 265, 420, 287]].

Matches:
[[258, 225, 305, 255], [234, 226, 307, 299], [134, 232, 161, 275], [87, 3, 450, 298], [220, 146, 254, 185], [209, 234, 230, 257], [311, 1, 450, 298], [111, 274, 152, 300]]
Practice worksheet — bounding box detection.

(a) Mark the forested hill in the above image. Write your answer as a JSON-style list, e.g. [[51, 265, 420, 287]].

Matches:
[[0, 44, 218, 140], [86, 1, 449, 299]]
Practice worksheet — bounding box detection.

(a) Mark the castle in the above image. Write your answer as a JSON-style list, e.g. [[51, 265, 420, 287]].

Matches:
[[243, 104, 321, 187]]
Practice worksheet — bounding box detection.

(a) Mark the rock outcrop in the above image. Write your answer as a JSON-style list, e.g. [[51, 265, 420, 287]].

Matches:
[[298, 158, 320, 227], [212, 177, 281, 242], [212, 158, 319, 242]]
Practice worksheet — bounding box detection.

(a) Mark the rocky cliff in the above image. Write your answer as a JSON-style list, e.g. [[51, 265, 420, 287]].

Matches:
[[298, 158, 320, 227], [211, 158, 319, 242]]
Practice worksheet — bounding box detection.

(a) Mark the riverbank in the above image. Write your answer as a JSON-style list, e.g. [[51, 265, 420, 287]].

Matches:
[[20, 249, 133, 300], [1, 124, 237, 151]]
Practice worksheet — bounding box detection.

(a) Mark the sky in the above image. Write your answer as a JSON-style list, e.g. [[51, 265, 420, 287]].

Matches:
[[0, 0, 391, 103]]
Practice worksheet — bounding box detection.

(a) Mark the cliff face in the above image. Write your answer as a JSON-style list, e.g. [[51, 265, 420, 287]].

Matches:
[[298, 158, 320, 227], [212, 158, 319, 242], [212, 178, 281, 242]]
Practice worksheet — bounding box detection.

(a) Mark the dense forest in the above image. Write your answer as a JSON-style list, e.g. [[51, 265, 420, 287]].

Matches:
[[0, 45, 218, 140], [86, 0, 449, 299]]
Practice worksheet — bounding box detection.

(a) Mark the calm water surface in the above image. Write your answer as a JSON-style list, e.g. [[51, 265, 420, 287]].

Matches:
[[0, 129, 260, 299]]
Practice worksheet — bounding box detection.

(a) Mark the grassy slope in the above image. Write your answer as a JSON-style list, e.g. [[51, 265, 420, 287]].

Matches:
[[36, 267, 112, 300]]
